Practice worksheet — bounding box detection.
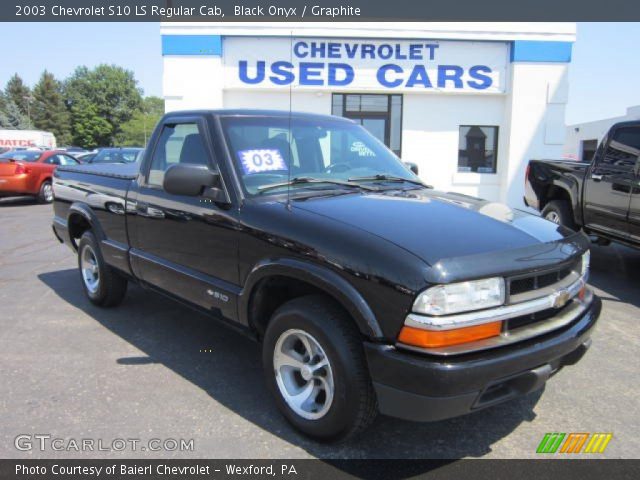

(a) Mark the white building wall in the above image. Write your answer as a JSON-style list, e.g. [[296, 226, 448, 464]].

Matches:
[[402, 94, 505, 200], [501, 62, 569, 207], [223, 90, 331, 114], [163, 56, 225, 111]]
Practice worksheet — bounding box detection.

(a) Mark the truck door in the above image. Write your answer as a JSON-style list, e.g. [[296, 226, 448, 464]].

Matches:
[[583, 125, 639, 240], [618, 126, 640, 242], [127, 115, 240, 321]]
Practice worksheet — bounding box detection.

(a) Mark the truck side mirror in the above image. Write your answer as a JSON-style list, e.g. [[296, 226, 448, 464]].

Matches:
[[163, 163, 229, 204], [404, 162, 419, 175]]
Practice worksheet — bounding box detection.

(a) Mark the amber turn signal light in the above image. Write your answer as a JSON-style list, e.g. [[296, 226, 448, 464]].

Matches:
[[398, 321, 502, 348]]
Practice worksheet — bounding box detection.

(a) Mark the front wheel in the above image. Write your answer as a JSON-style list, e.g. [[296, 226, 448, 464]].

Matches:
[[77, 231, 128, 307], [262, 295, 377, 442]]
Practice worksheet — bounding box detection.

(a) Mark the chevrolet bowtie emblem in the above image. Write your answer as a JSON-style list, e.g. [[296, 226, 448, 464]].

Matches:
[[552, 289, 571, 309]]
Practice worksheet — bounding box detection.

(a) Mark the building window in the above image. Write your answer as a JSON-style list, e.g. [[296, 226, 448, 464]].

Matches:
[[332, 94, 403, 156], [458, 126, 499, 174]]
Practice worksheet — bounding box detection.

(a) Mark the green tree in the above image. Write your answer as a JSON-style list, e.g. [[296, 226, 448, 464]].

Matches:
[[69, 97, 111, 149], [4, 73, 32, 119], [115, 96, 164, 146], [32, 71, 71, 145], [0, 98, 30, 129], [64, 64, 143, 146]]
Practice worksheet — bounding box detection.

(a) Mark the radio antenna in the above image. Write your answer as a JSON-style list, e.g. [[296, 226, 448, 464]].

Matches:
[[286, 30, 293, 211]]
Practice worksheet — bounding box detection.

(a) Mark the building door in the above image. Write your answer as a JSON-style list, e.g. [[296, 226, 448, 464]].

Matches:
[[360, 117, 387, 145], [332, 94, 403, 156]]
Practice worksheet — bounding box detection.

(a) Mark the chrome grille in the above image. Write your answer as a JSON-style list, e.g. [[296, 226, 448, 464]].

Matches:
[[504, 304, 568, 331], [507, 259, 581, 304]]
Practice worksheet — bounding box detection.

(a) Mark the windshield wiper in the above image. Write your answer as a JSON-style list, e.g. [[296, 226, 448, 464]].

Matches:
[[348, 174, 430, 188], [257, 176, 377, 194]]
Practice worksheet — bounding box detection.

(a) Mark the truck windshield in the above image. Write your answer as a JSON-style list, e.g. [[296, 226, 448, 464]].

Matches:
[[220, 116, 418, 196]]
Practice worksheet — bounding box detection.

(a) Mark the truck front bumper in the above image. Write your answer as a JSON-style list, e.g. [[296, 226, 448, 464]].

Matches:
[[364, 294, 601, 422]]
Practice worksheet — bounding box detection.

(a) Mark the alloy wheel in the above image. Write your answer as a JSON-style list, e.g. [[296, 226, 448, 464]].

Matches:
[[80, 245, 100, 294], [545, 211, 561, 224], [273, 329, 335, 420]]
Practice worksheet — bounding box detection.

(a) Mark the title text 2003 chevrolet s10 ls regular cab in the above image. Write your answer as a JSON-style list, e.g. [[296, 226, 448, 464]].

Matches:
[[51, 110, 601, 441]]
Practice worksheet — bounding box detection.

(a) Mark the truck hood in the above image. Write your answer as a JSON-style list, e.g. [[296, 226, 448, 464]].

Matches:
[[291, 188, 576, 268]]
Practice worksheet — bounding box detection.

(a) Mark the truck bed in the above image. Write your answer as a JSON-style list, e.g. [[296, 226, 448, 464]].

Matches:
[[525, 158, 589, 221], [57, 162, 139, 180], [530, 158, 590, 169], [53, 162, 135, 250]]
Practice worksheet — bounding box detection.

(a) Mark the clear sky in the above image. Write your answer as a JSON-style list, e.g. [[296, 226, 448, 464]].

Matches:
[[1, 22, 639, 125]]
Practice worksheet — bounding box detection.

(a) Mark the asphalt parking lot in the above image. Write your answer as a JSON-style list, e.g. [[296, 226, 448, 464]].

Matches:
[[1, 198, 638, 460]]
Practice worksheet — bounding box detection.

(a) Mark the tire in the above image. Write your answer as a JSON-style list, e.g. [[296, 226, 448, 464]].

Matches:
[[542, 200, 576, 230], [262, 294, 377, 442], [77, 231, 127, 307], [37, 180, 53, 204]]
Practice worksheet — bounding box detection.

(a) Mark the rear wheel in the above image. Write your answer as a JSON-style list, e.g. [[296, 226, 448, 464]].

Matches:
[[262, 295, 377, 441], [37, 180, 53, 203], [77, 231, 127, 307], [542, 200, 576, 230]]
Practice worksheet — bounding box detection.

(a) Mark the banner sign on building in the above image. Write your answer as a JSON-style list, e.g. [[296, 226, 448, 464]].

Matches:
[[224, 37, 508, 93]]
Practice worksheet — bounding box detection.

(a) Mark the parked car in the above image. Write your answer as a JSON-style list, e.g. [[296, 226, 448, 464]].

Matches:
[[85, 147, 143, 164], [525, 120, 640, 248], [0, 150, 80, 203], [52, 110, 600, 441], [58, 146, 88, 153], [75, 151, 98, 163]]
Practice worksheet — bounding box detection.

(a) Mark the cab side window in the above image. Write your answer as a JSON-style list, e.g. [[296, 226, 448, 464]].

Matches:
[[601, 127, 640, 170], [147, 123, 209, 187]]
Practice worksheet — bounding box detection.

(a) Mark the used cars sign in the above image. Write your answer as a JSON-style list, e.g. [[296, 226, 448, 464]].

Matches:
[[224, 37, 507, 93]]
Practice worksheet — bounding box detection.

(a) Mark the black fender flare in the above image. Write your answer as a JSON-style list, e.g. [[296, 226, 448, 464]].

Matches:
[[548, 179, 581, 226], [239, 258, 383, 339], [66, 202, 106, 247]]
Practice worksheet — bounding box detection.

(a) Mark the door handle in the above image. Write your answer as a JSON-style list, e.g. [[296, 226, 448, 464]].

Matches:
[[591, 174, 603, 181]]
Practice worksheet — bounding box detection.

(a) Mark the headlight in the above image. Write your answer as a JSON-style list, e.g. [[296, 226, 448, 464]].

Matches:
[[413, 277, 505, 316], [581, 250, 590, 276]]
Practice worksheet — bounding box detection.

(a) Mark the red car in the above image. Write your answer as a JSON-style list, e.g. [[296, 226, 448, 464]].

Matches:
[[0, 150, 80, 203]]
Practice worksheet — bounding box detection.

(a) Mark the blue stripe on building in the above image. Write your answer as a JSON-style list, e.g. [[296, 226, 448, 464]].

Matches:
[[510, 41, 572, 63], [161, 35, 222, 56], [160, 35, 572, 63]]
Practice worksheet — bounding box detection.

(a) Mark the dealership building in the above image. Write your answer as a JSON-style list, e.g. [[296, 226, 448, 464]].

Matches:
[[160, 23, 575, 207]]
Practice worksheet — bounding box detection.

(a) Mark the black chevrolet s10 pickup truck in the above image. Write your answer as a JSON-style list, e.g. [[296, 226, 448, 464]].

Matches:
[[526, 121, 640, 248], [52, 110, 600, 441]]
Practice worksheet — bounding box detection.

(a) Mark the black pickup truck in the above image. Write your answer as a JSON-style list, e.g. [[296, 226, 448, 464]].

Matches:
[[52, 110, 600, 441], [525, 121, 640, 248]]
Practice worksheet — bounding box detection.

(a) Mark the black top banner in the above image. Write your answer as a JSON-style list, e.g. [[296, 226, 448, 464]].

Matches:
[[4, 0, 640, 22]]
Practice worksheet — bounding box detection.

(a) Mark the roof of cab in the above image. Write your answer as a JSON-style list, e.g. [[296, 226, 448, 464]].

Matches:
[[162, 109, 356, 123]]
